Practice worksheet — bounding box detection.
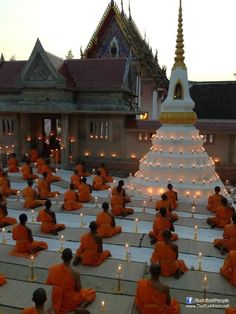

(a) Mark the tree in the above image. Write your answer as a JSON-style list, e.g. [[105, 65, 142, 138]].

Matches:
[[65, 49, 74, 60]]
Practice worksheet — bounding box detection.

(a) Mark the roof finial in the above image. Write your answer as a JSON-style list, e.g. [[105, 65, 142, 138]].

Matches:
[[129, 0, 132, 20], [0, 53, 4, 62], [173, 0, 186, 69], [121, 0, 124, 15], [111, 0, 114, 6]]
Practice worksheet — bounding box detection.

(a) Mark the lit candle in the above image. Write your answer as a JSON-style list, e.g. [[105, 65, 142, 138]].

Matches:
[[80, 213, 84, 227], [16, 190, 20, 202], [180, 136, 183, 140], [116, 263, 123, 293], [101, 300, 106, 314], [191, 206, 196, 218], [180, 163, 183, 168], [59, 234, 64, 253], [192, 164, 196, 168], [192, 179, 196, 184], [31, 209, 35, 223], [92, 168, 95, 174], [203, 180, 206, 184], [157, 163, 160, 167], [180, 150, 183, 154], [198, 252, 202, 270], [169, 163, 172, 168], [191, 149, 194, 154], [170, 136, 174, 140], [95, 196, 98, 208], [145, 177, 148, 181], [29, 254, 37, 282], [134, 218, 139, 233], [225, 179, 229, 185], [55, 193, 59, 204], [155, 177, 159, 182], [202, 274, 208, 298], [186, 191, 190, 198], [138, 188, 141, 194], [124, 242, 129, 260], [129, 172, 132, 177], [194, 225, 198, 240], [159, 149, 162, 154], [2, 228, 7, 244], [169, 149, 173, 154], [179, 178, 183, 183], [143, 200, 146, 212], [149, 191, 152, 202]]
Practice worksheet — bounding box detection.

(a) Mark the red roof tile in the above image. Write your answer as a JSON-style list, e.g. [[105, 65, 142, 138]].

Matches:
[[0, 61, 26, 88]]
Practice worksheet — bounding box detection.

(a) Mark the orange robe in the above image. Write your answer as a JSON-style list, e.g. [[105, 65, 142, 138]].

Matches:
[[70, 174, 81, 189], [96, 211, 122, 237], [165, 190, 178, 209], [12, 224, 48, 253], [155, 200, 178, 222], [225, 309, 236, 314], [149, 216, 178, 241], [21, 308, 38, 314], [0, 207, 17, 226], [151, 241, 188, 277], [209, 205, 233, 228], [46, 263, 95, 314], [112, 186, 131, 203], [135, 279, 180, 314], [78, 183, 93, 203], [38, 179, 57, 199], [0, 274, 6, 286], [214, 224, 236, 251], [29, 148, 39, 163], [0, 177, 17, 196], [36, 158, 45, 174], [41, 165, 61, 183], [75, 164, 91, 177], [37, 210, 65, 233], [207, 193, 223, 212], [63, 190, 82, 211], [98, 167, 113, 183], [22, 186, 45, 209], [220, 250, 236, 287], [76, 232, 111, 266], [111, 194, 134, 216], [92, 175, 110, 190], [21, 164, 38, 180], [7, 157, 19, 172]]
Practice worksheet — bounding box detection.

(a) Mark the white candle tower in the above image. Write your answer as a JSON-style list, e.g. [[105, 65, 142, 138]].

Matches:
[[28, 255, 37, 282]]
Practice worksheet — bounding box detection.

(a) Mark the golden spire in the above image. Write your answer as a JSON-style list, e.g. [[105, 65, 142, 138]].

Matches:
[[173, 0, 186, 69]]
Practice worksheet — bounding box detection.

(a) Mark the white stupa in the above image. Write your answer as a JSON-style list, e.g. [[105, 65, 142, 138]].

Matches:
[[129, 0, 229, 205]]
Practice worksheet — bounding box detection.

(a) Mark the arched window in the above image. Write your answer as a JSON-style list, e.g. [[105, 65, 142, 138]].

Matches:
[[174, 82, 183, 100], [109, 37, 119, 58]]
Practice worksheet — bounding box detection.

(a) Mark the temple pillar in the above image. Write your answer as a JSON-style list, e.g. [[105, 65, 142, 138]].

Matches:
[[151, 82, 158, 120], [61, 114, 70, 168]]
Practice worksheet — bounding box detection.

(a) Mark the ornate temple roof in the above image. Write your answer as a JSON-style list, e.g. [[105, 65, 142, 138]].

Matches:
[[83, 1, 168, 88], [0, 61, 26, 89]]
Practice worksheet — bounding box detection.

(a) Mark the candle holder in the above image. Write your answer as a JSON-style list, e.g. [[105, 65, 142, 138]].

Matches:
[[108, 188, 111, 199], [92, 168, 95, 174], [134, 218, 139, 233], [143, 201, 146, 213], [149, 193, 152, 202], [95, 197, 98, 208], [28, 255, 37, 282], [55, 193, 59, 204], [100, 300, 107, 314], [114, 264, 123, 294], [31, 209, 36, 223], [16, 190, 20, 202], [194, 225, 198, 240], [80, 213, 85, 227], [58, 234, 64, 253], [191, 206, 196, 218], [124, 243, 129, 260], [198, 252, 202, 270], [202, 274, 208, 299], [1, 228, 7, 244]]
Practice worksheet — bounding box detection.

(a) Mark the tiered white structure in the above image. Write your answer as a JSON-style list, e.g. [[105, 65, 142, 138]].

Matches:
[[130, 0, 228, 205]]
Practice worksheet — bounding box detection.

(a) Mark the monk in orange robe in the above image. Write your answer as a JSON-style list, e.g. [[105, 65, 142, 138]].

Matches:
[[0, 204, 17, 227], [71, 169, 82, 189], [23, 179, 45, 209], [7, 153, 19, 172], [165, 184, 178, 210], [149, 208, 178, 244], [74, 221, 111, 266], [63, 184, 83, 211], [0, 192, 6, 205], [92, 170, 110, 190], [37, 199, 65, 235], [21, 288, 49, 314], [75, 162, 91, 177], [46, 248, 95, 313], [0, 171, 17, 196], [36, 156, 46, 174], [111, 186, 134, 216], [41, 160, 61, 183], [155, 194, 178, 222], [151, 230, 188, 278], [207, 197, 234, 228], [37, 172, 59, 199], [225, 308, 236, 314], [112, 180, 131, 204], [207, 186, 223, 212], [29, 146, 39, 163], [214, 213, 236, 254], [12, 213, 48, 253], [135, 264, 180, 314], [21, 160, 38, 180], [0, 273, 6, 286], [96, 202, 122, 237], [78, 177, 94, 203], [220, 250, 236, 287], [98, 163, 113, 183]]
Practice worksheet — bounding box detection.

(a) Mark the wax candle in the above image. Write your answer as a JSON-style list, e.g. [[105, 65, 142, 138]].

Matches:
[[198, 252, 202, 270], [194, 225, 198, 240]]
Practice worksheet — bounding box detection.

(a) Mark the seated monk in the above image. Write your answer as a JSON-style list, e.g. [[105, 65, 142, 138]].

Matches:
[[220, 250, 236, 287], [21, 160, 38, 181], [37, 199, 65, 235], [71, 169, 82, 190], [12, 213, 48, 253], [36, 156, 46, 174], [112, 180, 131, 204], [0, 204, 17, 227], [165, 184, 178, 210], [0, 171, 17, 197], [149, 208, 178, 245], [21, 287, 50, 314], [78, 177, 94, 203], [23, 179, 45, 209], [151, 230, 188, 278], [225, 308, 236, 314], [29, 145, 39, 163], [41, 159, 61, 184], [0, 273, 6, 286], [63, 184, 83, 211], [214, 213, 236, 254], [98, 163, 113, 183], [207, 186, 223, 213], [46, 248, 95, 314], [92, 170, 110, 191], [0, 192, 6, 206], [75, 162, 91, 177], [155, 194, 178, 222], [135, 264, 180, 314], [7, 153, 19, 172], [111, 186, 134, 217], [37, 172, 59, 199], [207, 197, 234, 228], [73, 221, 111, 266], [96, 202, 122, 238]]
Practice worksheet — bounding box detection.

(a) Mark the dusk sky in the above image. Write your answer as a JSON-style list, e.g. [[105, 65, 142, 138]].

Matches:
[[0, 0, 236, 81]]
